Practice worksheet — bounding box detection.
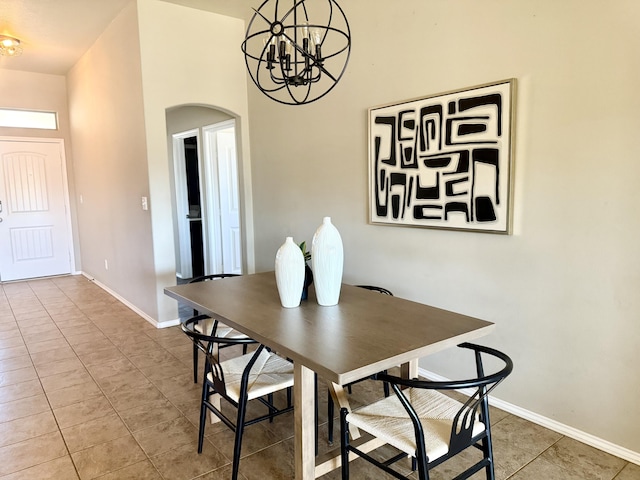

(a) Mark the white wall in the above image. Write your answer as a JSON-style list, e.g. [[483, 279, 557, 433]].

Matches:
[[136, 0, 255, 322], [246, 0, 640, 455]]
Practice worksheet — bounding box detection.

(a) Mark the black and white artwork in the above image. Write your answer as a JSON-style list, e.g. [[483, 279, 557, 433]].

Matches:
[[368, 79, 516, 234]]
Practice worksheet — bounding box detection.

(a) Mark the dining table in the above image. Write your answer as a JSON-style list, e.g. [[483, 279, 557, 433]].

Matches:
[[164, 271, 495, 479]]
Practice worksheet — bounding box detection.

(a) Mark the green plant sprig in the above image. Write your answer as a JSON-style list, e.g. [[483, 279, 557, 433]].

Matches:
[[298, 241, 311, 263]]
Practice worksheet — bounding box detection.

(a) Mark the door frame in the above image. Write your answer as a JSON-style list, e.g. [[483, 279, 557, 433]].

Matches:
[[0, 136, 76, 281], [171, 129, 202, 279]]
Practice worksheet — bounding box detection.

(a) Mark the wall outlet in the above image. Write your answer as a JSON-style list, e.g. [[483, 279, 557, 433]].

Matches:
[[104, 259, 108, 270], [141, 196, 148, 211]]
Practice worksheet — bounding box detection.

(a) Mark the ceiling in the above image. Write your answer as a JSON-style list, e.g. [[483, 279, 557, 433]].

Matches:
[[0, 0, 253, 76]]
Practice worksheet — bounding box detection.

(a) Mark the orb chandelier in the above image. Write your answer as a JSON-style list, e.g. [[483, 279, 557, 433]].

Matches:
[[241, 0, 351, 106]]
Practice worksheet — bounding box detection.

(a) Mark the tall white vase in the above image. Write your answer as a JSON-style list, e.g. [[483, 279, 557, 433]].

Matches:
[[311, 217, 344, 306], [275, 237, 305, 308]]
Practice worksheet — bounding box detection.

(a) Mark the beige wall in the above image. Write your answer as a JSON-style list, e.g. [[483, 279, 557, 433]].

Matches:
[[166, 105, 232, 136], [246, 0, 640, 454], [65, 0, 253, 324], [136, 0, 254, 322], [5, 0, 637, 459], [0, 70, 81, 269], [67, 1, 158, 318], [0, 70, 70, 141]]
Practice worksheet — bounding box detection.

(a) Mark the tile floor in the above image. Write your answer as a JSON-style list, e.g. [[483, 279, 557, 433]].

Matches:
[[0, 275, 638, 480]]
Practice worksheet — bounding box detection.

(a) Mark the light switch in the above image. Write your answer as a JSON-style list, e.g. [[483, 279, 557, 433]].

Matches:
[[141, 196, 148, 210]]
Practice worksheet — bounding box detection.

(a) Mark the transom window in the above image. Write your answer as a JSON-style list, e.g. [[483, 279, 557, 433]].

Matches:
[[0, 108, 58, 130]]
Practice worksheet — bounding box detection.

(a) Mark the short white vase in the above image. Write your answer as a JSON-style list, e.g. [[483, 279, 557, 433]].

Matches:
[[311, 217, 344, 306], [275, 236, 305, 308]]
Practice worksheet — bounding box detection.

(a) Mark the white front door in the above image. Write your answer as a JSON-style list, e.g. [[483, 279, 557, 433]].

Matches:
[[0, 138, 73, 281]]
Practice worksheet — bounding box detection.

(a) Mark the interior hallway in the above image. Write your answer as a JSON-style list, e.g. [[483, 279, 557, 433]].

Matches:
[[0, 276, 638, 479]]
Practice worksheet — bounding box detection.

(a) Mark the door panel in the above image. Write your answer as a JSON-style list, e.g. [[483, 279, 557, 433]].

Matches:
[[216, 129, 242, 275], [0, 139, 72, 281]]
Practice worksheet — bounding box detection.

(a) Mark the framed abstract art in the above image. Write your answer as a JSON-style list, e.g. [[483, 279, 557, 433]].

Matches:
[[368, 79, 516, 234]]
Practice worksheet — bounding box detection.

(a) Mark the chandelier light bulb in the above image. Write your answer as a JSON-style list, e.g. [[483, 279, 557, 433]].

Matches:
[[309, 28, 323, 48]]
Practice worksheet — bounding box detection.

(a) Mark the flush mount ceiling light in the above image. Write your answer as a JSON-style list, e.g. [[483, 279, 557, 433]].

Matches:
[[241, 0, 351, 106], [0, 35, 23, 57]]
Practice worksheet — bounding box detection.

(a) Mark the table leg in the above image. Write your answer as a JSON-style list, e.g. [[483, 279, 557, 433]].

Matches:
[[401, 359, 419, 379], [328, 382, 360, 439], [294, 363, 316, 480]]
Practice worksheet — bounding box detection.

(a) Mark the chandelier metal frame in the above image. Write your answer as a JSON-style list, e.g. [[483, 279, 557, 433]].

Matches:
[[241, 0, 351, 105]]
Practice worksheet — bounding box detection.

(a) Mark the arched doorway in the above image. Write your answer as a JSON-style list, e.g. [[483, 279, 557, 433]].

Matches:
[[167, 106, 242, 281]]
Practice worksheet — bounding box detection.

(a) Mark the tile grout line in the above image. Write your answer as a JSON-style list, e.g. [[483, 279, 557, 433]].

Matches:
[[45, 276, 231, 480], [0, 280, 79, 480], [43, 278, 166, 480]]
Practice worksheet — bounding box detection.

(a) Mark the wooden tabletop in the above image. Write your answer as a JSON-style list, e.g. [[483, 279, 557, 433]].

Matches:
[[164, 271, 494, 385]]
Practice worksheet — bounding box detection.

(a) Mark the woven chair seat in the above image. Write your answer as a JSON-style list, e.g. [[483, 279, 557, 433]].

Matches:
[[195, 317, 248, 340], [208, 349, 294, 403], [182, 309, 294, 480], [347, 388, 485, 461]]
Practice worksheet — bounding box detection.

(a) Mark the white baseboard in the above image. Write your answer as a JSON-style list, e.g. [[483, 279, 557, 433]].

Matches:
[[81, 272, 180, 329], [419, 368, 640, 466], [45, 276, 640, 465], [156, 318, 181, 329]]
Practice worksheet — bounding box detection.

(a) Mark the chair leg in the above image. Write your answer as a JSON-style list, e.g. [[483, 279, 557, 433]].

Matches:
[[340, 408, 349, 480], [197, 382, 209, 453], [327, 389, 334, 444], [232, 396, 249, 480], [480, 394, 496, 480], [267, 393, 274, 422], [381, 369, 390, 397], [416, 449, 429, 480], [481, 432, 496, 480], [193, 343, 199, 384]]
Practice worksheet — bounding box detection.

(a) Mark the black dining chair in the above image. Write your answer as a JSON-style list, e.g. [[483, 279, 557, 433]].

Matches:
[[187, 274, 248, 383], [182, 316, 294, 480], [340, 343, 513, 480], [326, 284, 393, 444]]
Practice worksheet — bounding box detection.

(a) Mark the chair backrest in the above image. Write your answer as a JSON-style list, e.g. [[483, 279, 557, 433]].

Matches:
[[182, 315, 258, 396], [376, 343, 512, 457], [188, 273, 241, 284], [355, 285, 394, 296]]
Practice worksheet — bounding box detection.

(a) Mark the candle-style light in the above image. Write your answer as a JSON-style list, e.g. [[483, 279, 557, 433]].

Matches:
[[241, 0, 351, 105]]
